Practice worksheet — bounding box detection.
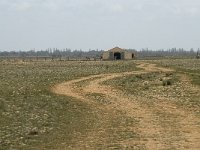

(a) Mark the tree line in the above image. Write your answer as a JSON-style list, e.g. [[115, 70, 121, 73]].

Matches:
[[135, 48, 200, 59], [0, 48, 199, 59]]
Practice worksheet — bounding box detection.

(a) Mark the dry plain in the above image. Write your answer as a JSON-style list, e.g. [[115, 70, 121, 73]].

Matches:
[[0, 59, 200, 149]]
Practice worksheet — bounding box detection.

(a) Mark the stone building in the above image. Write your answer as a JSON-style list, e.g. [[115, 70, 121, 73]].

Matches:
[[102, 47, 135, 60]]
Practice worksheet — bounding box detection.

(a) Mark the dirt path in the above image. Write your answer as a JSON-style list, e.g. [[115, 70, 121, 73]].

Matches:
[[53, 62, 200, 149]]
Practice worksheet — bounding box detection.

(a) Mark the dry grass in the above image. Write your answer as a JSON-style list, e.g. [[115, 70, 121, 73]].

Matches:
[[1, 59, 200, 149], [0, 60, 139, 149]]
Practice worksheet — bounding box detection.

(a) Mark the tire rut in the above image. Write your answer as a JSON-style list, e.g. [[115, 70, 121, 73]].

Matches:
[[52, 62, 200, 149]]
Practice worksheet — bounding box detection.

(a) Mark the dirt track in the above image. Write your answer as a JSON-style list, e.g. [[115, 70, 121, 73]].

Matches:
[[53, 62, 200, 149]]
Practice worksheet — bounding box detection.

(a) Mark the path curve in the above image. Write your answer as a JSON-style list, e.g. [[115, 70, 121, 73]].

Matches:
[[52, 62, 200, 149]]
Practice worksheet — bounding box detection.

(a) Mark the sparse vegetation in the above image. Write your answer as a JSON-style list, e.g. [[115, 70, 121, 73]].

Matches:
[[149, 59, 200, 86], [104, 59, 200, 114], [1, 59, 200, 149], [0, 60, 139, 149]]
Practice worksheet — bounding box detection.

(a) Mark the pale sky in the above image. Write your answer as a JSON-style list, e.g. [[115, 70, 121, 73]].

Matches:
[[0, 0, 200, 51]]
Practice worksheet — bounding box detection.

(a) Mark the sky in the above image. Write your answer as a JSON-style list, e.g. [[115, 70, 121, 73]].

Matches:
[[0, 0, 200, 51]]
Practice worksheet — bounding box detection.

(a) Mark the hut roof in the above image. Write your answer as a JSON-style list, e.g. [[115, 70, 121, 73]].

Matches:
[[107, 47, 126, 52]]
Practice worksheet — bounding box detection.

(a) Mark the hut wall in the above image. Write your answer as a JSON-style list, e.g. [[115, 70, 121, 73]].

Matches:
[[124, 52, 134, 60], [102, 52, 110, 60]]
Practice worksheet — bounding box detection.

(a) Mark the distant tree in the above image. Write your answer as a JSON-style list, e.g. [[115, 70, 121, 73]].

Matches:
[[197, 50, 200, 59]]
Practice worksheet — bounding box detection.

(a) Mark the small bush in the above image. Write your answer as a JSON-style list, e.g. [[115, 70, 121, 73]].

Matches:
[[28, 128, 39, 136], [162, 79, 172, 86], [135, 75, 143, 79], [165, 72, 173, 77], [0, 99, 5, 111]]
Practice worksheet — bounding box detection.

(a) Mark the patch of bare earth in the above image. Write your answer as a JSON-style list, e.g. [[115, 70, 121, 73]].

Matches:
[[53, 62, 200, 149]]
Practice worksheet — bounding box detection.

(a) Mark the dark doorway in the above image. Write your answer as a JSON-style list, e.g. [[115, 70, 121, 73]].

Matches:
[[132, 53, 134, 59], [114, 52, 121, 60]]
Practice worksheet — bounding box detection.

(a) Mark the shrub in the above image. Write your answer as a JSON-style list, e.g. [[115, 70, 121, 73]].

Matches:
[[0, 99, 5, 111], [165, 72, 173, 77], [162, 79, 172, 86]]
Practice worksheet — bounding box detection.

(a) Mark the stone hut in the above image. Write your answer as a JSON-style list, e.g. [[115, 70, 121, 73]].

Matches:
[[102, 47, 135, 60]]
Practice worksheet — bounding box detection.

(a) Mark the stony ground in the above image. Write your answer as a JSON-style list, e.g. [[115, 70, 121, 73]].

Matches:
[[53, 62, 200, 149], [1, 60, 200, 150]]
